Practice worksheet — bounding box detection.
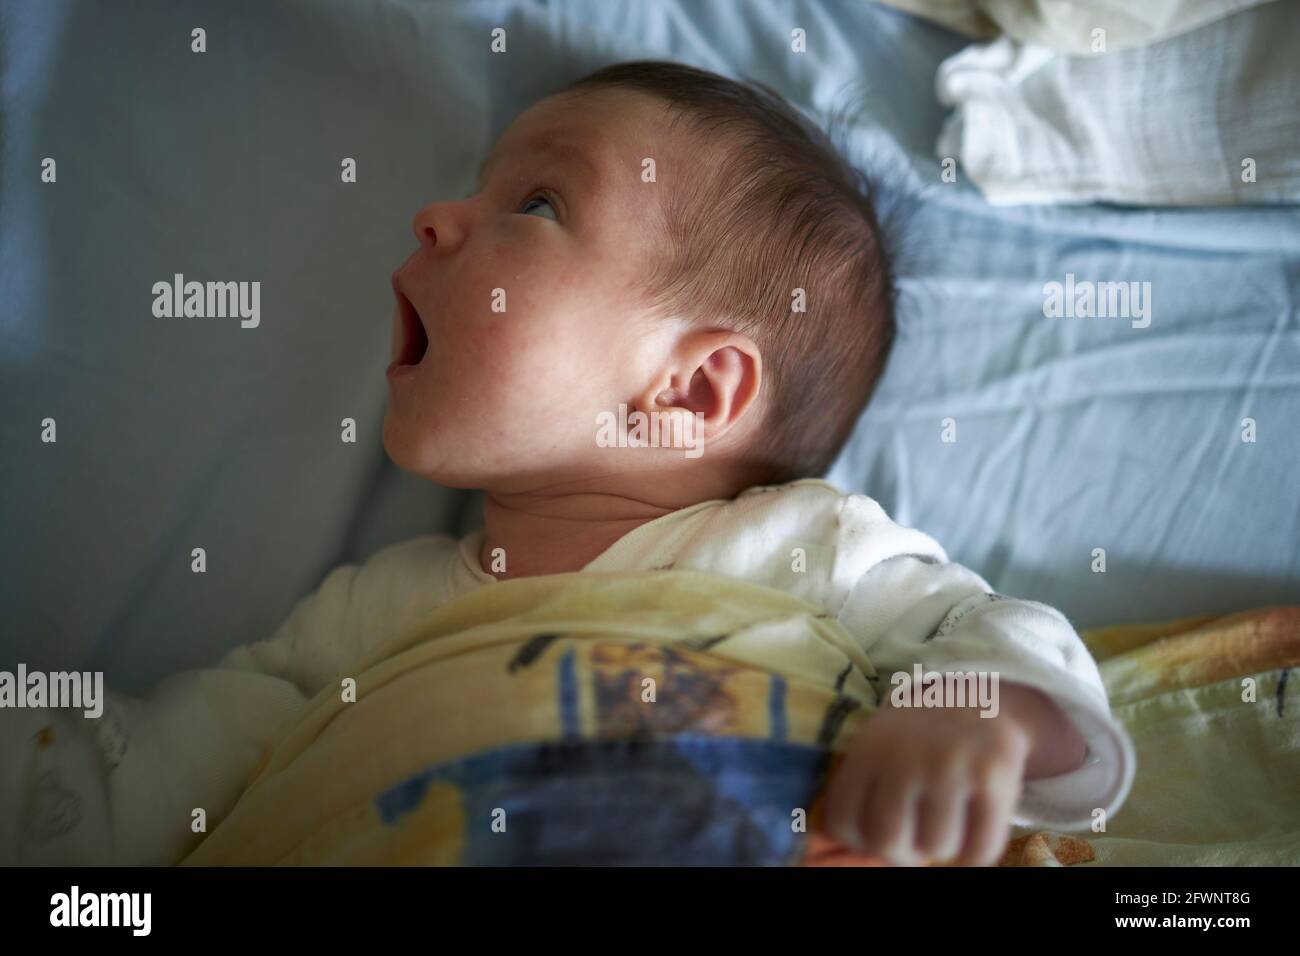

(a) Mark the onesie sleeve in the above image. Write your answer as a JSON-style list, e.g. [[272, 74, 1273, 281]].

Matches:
[[0, 534, 461, 865], [835, 553, 1136, 832]]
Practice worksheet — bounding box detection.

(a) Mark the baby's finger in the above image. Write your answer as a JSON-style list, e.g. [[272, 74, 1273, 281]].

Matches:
[[822, 758, 878, 850], [915, 782, 967, 864], [860, 774, 923, 866], [956, 779, 1017, 866]]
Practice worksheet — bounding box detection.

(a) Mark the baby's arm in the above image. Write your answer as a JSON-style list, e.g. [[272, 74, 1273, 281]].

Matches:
[[827, 554, 1135, 863], [0, 535, 459, 865], [0, 655, 309, 866]]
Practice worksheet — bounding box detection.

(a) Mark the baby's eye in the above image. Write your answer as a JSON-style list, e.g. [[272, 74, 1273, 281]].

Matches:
[[519, 194, 558, 221]]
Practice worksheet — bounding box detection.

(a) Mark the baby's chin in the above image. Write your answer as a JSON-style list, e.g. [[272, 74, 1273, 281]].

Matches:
[[382, 411, 450, 483], [380, 414, 494, 488]]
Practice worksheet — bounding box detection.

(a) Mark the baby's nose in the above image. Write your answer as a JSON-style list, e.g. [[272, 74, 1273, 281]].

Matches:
[[411, 199, 471, 255], [411, 207, 438, 246]]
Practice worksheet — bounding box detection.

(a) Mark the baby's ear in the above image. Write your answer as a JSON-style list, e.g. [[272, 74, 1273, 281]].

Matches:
[[637, 330, 762, 443]]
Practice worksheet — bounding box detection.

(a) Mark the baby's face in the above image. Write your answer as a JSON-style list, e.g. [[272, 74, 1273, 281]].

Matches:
[[384, 88, 683, 490]]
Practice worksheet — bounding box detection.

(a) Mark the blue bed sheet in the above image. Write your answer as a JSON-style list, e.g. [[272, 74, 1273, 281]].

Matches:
[[2, 0, 1296, 694]]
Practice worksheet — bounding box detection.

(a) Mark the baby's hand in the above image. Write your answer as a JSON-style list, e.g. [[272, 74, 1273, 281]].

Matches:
[[822, 694, 1041, 866]]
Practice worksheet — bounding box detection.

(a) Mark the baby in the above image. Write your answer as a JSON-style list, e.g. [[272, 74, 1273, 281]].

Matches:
[[2, 61, 1133, 867]]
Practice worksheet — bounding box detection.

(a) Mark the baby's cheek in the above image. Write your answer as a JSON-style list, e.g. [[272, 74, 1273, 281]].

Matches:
[[426, 330, 525, 423]]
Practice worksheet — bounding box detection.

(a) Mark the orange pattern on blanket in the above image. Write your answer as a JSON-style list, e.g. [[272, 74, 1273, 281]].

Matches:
[[998, 832, 1095, 866], [1098, 606, 1300, 705], [801, 821, 1095, 867]]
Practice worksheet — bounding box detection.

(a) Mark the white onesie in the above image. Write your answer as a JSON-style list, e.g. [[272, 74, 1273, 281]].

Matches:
[[0, 479, 1135, 865]]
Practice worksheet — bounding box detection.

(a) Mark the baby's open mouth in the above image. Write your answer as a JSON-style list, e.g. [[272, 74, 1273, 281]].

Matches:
[[394, 288, 429, 369]]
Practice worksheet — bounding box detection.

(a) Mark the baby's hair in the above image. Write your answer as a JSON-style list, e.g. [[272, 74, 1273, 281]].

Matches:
[[557, 60, 896, 485]]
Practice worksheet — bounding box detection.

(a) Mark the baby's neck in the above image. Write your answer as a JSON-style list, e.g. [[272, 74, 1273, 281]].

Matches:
[[478, 490, 675, 579]]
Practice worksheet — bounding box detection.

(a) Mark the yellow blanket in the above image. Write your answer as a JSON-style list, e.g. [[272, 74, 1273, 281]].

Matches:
[[180, 571, 1300, 866], [1065, 607, 1299, 865]]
